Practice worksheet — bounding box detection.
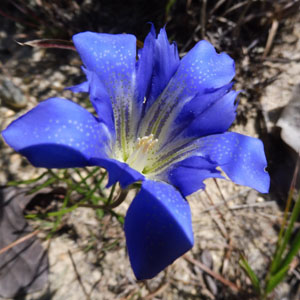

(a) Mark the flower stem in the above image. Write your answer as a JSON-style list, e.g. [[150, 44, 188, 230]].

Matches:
[[79, 188, 129, 210]]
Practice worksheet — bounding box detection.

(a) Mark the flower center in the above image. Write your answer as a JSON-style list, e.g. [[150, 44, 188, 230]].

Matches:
[[126, 134, 158, 173]]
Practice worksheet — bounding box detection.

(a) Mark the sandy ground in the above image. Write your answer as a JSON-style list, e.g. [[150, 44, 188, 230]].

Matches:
[[0, 4, 300, 300]]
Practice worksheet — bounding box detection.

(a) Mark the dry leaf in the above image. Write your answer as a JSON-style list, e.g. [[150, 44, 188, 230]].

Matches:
[[0, 187, 49, 298]]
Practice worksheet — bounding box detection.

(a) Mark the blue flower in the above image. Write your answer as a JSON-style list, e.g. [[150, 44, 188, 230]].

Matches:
[[2, 26, 270, 280]]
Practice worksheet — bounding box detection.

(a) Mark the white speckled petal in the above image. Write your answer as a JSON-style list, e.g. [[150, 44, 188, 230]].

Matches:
[[165, 156, 223, 197], [196, 132, 270, 193], [73, 32, 138, 160], [89, 157, 144, 189], [143, 26, 180, 110], [2, 98, 111, 168], [145, 132, 269, 193], [138, 40, 235, 149], [174, 40, 235, 94], [124, 180, 194, 280]]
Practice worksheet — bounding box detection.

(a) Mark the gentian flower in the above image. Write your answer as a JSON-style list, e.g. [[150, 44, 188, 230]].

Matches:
[[2, 26, 270, 280]]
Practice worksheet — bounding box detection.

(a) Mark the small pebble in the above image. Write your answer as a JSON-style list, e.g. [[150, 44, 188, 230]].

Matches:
[[0, 78, 27, 109]]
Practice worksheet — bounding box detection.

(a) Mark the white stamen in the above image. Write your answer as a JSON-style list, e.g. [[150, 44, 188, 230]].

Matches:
[[126, 134, 158, 173]]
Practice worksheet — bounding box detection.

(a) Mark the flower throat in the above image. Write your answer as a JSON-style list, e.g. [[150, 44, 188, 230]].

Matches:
[[126, 134, 158, 173]]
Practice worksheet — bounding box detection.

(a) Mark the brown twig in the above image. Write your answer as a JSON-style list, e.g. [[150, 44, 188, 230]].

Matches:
[[222, 0, 251, 17], [204, 190, 227, 224], [184, 255, 239, 293], [200, 191, 228, 239], [229, 201, 276, 211], [119, 288, 138, 300], [204, 187, 235, 277], [222, 237, 234, 276], [213, 178, 233, 214], [16, 39, 76, 51], [209, 0, 227, 16], [201, 0, 207, 39], [144, 282, 168, 300], [68, 250, 90, 300], [261, 56, 300, 63], [0, 230, 40, 256], [263, 19, 279, 58], [197, 188, 251, 215], [0, 7, 39, 28]]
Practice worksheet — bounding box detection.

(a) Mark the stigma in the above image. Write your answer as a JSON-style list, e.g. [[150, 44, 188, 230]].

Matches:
[[126, 134, 158, 173]]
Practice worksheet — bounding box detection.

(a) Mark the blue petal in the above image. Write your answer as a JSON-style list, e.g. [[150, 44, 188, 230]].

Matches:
[[135, 24, 180, 128], [89, 157, 144, 189], [145, 26, 180, 109], [182, 90, 239, 138], [138, 40, 235, 143], [145, 132, 269, 194], [68, 80, 89, 93], [174, 40, 235, 96], [198, 132, 270, 193], [73, 31, 138, 158], [68, 68, 115, 136], [135, 24, 155, 105], [124, 180, 194, 280], [73, 31, 136, 100], [86, 68, 115, 131], [2, 98, 111, 168], [159, 84, 234, 147], [175, 83, 233, 124], [167, 156, 223, 197]]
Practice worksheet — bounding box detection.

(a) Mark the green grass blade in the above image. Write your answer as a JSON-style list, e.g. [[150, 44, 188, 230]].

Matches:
[[7, 171, 49, 186], [28, 177, 57, 194], [280, 228, 300, 270], [52, 189, 71, 232], [25, 200, 86, 219], [47, 204, 79, 217], [272, 192, 300, 274], [265, 264, 290, 294], [90, 194, 107, 204], [107, 183, 116, 205], [278, 192, 300, 271], [239, 255, 261, 294], [75, 167, 100, 188], [165, 0, 177, 17], [95, 208, 104, 219]]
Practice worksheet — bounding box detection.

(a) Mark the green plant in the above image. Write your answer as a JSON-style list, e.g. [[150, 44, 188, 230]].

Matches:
[[240, 159, 300, 299]]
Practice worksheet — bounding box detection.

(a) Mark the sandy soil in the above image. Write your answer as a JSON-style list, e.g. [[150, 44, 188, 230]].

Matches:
[[0, 2, 300, 299]]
